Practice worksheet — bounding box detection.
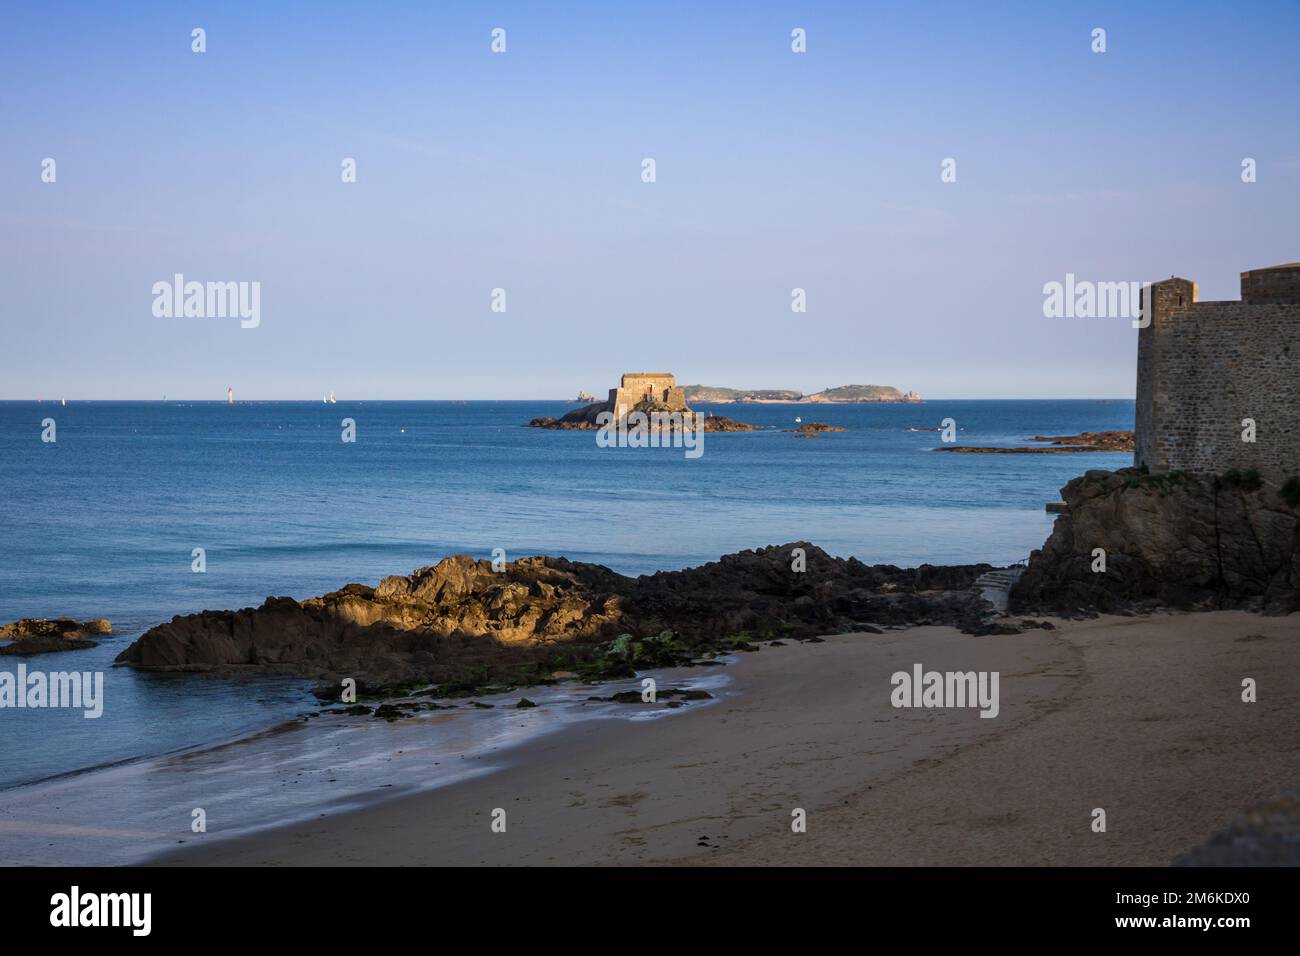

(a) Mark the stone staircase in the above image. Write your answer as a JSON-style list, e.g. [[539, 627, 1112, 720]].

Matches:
[[973, 567, 1025, 614]]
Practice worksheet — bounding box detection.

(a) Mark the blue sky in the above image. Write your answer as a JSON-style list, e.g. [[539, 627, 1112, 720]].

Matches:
[[1, 1, 1296, 399]]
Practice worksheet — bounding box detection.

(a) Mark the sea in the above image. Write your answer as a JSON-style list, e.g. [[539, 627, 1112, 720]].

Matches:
[[0, 398, 1133, 863]]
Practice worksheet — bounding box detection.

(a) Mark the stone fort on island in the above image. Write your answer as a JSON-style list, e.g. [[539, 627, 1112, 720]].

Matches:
[[606, 373, 688, 418], [1135, 263, 1300, 481]]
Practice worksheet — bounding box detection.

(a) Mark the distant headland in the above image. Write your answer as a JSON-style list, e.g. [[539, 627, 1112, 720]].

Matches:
[[682, 384, 922, 404]]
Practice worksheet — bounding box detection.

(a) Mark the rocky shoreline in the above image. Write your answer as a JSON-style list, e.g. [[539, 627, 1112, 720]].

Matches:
[[934, 431, 1135, 454], [115, 545, 1012, 695], [101, 464, 1299, 715]]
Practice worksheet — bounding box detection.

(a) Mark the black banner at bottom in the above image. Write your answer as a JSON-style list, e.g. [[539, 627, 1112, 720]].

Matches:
[[0, 865, 1285, 942]]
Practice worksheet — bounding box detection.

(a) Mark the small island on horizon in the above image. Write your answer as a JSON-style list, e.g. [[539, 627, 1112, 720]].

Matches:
[[683, 384, 922, 404]]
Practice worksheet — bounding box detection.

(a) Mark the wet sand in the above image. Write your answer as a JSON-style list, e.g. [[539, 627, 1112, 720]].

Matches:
[[159, 611, 1299, 866]]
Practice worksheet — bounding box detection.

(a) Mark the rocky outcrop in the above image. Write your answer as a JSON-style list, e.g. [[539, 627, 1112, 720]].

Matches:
[[529, 397, 759, 432], [1028, 431, 1134, 451], [626, 544, 994, 641], [116, 556, 627, 688], [935, 431, 1135, 454], [0, 618, 110, 655], [116, 545, 999, 690], [1010, 468, 1300, 615], [700, 415, 760, 432], [786, 422, 846, 436]]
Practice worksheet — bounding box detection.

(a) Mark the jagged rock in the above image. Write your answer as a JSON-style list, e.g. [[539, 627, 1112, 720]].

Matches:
[[115, 554, 627, 686], [1010, 468, 1300, 615], [115, 544, 996, 689]]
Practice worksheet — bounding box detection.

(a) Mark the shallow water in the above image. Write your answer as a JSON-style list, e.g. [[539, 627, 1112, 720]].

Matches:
[[0, 664, 729, 865]]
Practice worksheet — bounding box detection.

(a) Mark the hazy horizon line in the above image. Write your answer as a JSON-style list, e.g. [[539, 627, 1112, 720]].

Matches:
[[0, 396, 1138, 403]]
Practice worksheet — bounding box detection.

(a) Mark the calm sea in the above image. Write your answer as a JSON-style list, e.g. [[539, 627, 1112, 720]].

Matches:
[[0, 398, 1132, 794]]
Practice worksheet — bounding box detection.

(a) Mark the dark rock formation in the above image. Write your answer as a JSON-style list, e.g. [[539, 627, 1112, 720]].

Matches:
[[0, 637, 98, 655], [0, 618, 109, 654], [934, 431, 1135, 454], [528, 396, 759, 432], [116, 545, 998, 690], [1028, 431, 1134, 451], [116, 556, 626, 688], [1010, 468, 1300, 615], [700, 415, 760, 432], [785, 422, 846, 436], [626, 545, 994, 641]]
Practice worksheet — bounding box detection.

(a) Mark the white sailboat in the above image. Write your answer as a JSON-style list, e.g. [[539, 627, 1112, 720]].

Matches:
[[227, 386, 234, 404], [327, 390, 337, 404]]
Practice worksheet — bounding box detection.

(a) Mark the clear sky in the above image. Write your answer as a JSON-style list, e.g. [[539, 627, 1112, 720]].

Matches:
[[1, 1, 1296, 400]]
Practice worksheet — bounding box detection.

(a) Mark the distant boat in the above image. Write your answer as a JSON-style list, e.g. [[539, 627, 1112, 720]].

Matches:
[[327, 390, 337, 404], [227, 386, 234, 405], [61, 398, 66, 406], [794, 416, 801, 423], [322, 394, 327, 404]]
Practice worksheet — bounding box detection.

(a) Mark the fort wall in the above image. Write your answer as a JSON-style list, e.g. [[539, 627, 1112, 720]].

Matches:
[[1135, 265, 1300, 479]]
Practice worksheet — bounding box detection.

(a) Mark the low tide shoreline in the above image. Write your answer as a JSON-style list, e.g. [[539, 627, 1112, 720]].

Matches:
[[0, 663, 730, 866], [154, 610, 1298, 867]]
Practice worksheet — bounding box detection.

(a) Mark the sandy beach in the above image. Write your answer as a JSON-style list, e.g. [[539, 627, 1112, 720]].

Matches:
[[156, 610, 1298, 866]]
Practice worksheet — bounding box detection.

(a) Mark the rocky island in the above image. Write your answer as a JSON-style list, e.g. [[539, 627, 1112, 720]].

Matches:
[[530, 372, 759, 432], [684, 383, 921, 404], [786, 422, 846, 436]]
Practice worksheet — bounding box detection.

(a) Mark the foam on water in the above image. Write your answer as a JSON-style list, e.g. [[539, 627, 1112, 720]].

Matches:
[[0, 664, 731, 865]]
